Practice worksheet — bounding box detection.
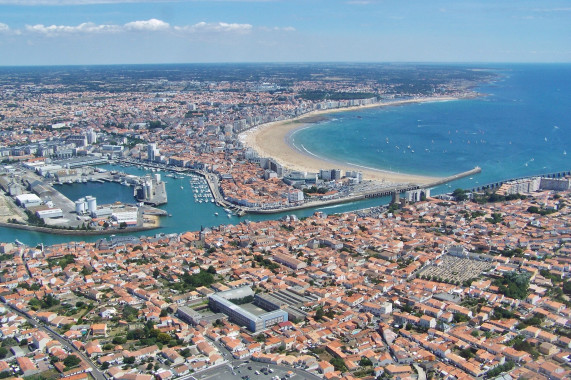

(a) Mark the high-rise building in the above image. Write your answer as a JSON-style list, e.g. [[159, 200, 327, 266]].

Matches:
[[331, 169, 342, 181], [147, 143, 159, 162], [86, 128, 97, 144]]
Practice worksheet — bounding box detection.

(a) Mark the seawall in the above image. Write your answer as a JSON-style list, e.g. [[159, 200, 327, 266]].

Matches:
[[0, 221, 159, 236]]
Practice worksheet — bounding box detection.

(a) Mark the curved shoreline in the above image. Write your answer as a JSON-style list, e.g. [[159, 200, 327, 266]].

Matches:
[[240, 96, 463, 185]]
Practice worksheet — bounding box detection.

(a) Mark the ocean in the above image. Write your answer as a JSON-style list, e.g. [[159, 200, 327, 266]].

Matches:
[[292, 64, 571, 193], [1, 64, 569, 246]]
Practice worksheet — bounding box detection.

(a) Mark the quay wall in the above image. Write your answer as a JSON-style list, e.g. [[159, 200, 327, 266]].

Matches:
[[0, 221, 158, 236]]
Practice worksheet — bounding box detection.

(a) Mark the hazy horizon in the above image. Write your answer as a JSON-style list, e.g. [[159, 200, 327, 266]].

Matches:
[[2, 61, 571, 69]]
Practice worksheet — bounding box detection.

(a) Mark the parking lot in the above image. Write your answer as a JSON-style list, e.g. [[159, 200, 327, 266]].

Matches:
[[191, 361, 320, 380]]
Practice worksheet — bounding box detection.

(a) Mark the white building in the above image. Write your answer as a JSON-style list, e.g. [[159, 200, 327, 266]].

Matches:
[[147, 143, 159, 162], [288, 190, 304, 203], [112, 210, 138, 226], [15, 194, 42, 208], [36, 208, 63, 219]]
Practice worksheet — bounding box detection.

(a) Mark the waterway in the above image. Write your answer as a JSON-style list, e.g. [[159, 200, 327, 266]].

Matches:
[[0, 164, 389, 246]]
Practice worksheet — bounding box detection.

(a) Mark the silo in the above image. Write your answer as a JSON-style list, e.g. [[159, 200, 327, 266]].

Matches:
[[75, 198, 86, 214], [86, 196, 97, 214]]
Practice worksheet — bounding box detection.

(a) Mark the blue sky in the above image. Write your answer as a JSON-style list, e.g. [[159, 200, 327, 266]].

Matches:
[[0, 0, 569, 65]]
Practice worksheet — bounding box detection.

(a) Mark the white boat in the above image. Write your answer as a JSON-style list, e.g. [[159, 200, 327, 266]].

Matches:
[[214, 212, 219, 216], [564, 150, 567, 156], [180, 186, 184, 189], [227, 214, 232, 218]]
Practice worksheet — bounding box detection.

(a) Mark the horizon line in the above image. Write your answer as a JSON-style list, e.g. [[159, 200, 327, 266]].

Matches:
[[1, 61, 571, 69]]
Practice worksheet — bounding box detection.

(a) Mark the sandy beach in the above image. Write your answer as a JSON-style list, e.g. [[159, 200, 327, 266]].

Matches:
[[240, 97, 460, 185]]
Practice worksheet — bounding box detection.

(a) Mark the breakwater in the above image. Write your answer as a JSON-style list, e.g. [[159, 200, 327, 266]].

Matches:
[[246, 166, 481, 214]]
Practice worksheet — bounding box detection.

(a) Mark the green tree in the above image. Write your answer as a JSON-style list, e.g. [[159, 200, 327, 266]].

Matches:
[[124, 356, 136, 364], [452, 188, 467, 201], [157, 333, 171, 344], [493, 271, 530, 300], [63, 355, 81, 369], [330, 357, 348, 372], [359, 357, 373, 367]]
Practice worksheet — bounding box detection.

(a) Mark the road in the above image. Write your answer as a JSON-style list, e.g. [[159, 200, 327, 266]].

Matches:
[[2, 301, 107, 380], [413, 364, 426, 380]]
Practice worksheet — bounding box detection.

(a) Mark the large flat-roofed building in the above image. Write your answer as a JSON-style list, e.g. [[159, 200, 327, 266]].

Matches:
[[175, 306, 203, 326], [208, 286, 288, 332]]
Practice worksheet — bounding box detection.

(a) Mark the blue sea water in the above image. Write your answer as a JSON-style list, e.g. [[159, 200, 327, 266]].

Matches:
[[1, 64, 569, 246], [3, 164, 387, 246], [293, 64, 571, 193]]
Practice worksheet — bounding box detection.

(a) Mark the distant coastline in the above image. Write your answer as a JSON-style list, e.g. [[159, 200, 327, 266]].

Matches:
[[240, 96, 467, 185]]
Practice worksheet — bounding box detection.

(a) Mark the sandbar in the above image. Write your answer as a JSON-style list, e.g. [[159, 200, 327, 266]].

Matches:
[[240, 97, 459, 185]]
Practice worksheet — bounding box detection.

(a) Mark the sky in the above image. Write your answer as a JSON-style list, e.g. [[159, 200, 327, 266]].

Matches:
[[0, 0, 569, 66]]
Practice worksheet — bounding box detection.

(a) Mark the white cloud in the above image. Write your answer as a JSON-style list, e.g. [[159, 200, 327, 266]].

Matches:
[[259, 26, 296, 32], [24, 19, 170, 35], [0, 22, 10, 33], [25, 22, 120, 35], [14, 19, 287, 37], [124, 18, 170, 31], [175, 22, 252, 34]]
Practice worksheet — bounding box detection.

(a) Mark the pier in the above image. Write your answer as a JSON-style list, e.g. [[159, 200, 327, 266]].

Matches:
[[424, 166, 482, 188]]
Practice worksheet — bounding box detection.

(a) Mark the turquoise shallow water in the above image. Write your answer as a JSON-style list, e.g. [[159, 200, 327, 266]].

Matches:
[[2, 64, 570, 245]]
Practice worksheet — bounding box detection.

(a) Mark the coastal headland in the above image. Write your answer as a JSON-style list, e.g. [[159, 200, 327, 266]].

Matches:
[[240, 96, 463, 186]]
